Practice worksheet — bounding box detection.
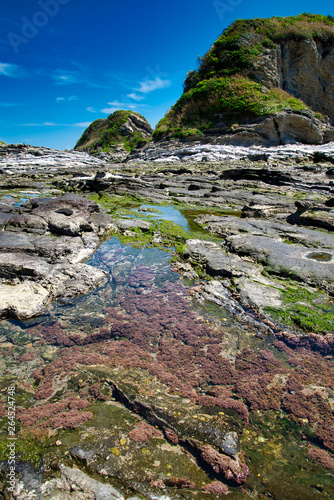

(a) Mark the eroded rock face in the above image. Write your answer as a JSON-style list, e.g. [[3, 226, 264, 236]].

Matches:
[[0, 194, 115, 319], [250, 39, 334, 123], [204, 110, 334, 147]]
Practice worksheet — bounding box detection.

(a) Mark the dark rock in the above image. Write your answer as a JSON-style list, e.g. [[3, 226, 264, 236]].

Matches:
[[220, 432, 238, 458], [5, 214, 48, 234], [325, 198, 334, 207]]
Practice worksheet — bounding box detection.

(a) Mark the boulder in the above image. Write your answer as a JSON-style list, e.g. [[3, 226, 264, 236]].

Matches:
[[0, 281, 50, 320]]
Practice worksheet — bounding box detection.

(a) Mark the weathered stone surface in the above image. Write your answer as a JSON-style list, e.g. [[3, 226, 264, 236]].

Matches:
[[185, 239, 261, 279], [0, 253, 52, 281], [42, 464, 124, 500], [226, 234, 334, 287], [5, 214, 48, 234], [204, 110, 334, 147], [250, 38, 334, 123], [195, 215, 334, 249], [0, 281, 50, 319], [0, 194, 113, 319], [128, 139, 334, 164], [115, 219, 151, 231], [0, 143, 105, 174]]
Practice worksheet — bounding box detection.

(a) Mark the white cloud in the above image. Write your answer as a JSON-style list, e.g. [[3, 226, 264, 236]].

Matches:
[[109, 100, 127, 107], [56, 96, 79, 102], [107, 100, 136, 109], [86, 107, 97, 113], [0, 62, 25, 78], [52, 70, 82, 85], [128, 93, 145, 101], [0, 102, 20, 107], [135, 77, 171, 94], [101, 100, 139, 114], [74, 122, 92, 127], [23, 122, 91, 128], [101, 107, 118, 115]]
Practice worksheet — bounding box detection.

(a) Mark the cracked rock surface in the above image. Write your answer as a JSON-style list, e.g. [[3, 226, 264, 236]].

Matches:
[[0, 194, 115, 319]]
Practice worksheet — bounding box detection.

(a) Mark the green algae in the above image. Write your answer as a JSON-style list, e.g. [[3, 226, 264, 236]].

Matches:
[[240, 412, 334, 499], [264, 280, 334, 333]]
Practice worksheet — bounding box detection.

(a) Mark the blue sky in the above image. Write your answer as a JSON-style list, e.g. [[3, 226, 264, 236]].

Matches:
[[0, 0, 333, 150]]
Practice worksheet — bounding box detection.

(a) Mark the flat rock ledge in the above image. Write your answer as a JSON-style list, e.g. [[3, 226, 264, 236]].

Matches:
[[0, 194, 116, 320]]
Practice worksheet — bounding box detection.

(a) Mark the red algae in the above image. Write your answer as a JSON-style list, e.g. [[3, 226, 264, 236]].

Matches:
[[128, 422, 163, 442], [164, 428, 179, 444], [201, 444, 249, 484], [17, 398, 90, 427], [89, 382, 108, 401], [202, 481, 229, 495], [18, 352, 37, 362], [307, 446, 334, 469], [38, 410, 93, 430], [164, 477, 196, 489]]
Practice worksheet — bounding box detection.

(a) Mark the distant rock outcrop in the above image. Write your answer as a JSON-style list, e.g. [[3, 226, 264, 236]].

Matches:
[[75, 110, 153, 155], [154, 14, 334, 146]]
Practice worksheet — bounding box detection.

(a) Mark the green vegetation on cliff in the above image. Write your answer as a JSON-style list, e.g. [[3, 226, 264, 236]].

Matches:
[[154, 14, 334, 140], [75, 110, 153, 153], [154, 77, 308, 140]]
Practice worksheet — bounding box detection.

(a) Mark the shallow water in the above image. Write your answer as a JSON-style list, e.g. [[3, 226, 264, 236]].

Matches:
[[0, 210, 333, 498]]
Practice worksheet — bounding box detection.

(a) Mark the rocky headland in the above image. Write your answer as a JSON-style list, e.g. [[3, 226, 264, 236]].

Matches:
[[1, 12, 334, 500], [154, 13, 334, 146], [74, 110, 153, 158]]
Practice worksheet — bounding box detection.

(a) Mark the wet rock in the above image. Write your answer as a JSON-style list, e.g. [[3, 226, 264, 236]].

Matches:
[[164, 476, 196, 489], [201, 444, 249, 484], [70, 447, 96, 463], [220, 432, 238, 458], [115, 219, 151, 231], [0, 194, 113, 319]]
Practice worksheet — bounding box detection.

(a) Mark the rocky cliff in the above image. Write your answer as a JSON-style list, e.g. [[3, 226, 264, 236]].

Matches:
[[154, 14, 334, 145], [75, 110, 153, 154]]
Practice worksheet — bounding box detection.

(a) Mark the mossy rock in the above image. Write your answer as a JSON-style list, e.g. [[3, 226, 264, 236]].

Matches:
[[75, 110, 153, 153]]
